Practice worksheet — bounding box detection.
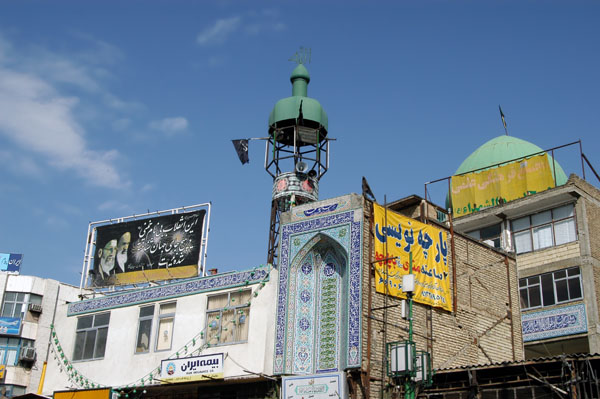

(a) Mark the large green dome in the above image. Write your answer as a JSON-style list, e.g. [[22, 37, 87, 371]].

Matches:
[[447, 135, 568, 209], [454, 135, 567, 184]]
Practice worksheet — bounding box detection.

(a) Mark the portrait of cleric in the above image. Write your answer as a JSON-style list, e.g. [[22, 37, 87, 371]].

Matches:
[[92, 231, 131, 286]]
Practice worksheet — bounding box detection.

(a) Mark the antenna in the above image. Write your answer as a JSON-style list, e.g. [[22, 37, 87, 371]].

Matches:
[[288, 46, 311, 65]]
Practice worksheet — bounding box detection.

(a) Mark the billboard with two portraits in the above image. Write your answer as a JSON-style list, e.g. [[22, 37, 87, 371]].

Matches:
[[92, 210, 206, 286]]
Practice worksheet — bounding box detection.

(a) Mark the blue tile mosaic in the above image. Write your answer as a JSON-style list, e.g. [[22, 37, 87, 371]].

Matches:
[[68, 267, 270, 316]]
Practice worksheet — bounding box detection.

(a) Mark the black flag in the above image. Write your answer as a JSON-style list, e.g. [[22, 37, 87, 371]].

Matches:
[[499, 105, 508, 135], [298, 100, 304, 125], [362, 176, 377, 202], [232, 139, 249, 164]]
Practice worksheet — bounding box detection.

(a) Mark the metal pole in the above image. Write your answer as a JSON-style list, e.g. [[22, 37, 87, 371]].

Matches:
[[405, 252, 415, 399], [579, 140, 586, 180], [552, 149, 557, 187], [79, 223, 92, 292], [447, 178, 458, 313], [201, 202, 212, 277], [381, 196, 389, 399]]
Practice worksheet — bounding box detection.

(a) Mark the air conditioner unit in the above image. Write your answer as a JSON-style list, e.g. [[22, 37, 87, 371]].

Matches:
[[19, 347, 36, 362], [28, 304, 43, 313]]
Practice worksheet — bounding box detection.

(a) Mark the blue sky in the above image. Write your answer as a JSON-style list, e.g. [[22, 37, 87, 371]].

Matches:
[[1, 1, 598, 286]]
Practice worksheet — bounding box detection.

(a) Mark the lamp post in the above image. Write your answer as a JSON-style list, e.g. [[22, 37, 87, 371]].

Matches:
[[403, 253, 416, 399], [386, 253, 433, 398]]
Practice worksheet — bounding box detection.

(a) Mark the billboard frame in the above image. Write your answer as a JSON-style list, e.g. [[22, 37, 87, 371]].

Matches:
[[79, 203, 211, 292]]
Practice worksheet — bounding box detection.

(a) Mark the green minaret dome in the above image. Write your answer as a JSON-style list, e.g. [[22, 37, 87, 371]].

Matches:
[[268, 64, 328, 145], [454, 135, 567, 185], [290, 64, 310, 84]]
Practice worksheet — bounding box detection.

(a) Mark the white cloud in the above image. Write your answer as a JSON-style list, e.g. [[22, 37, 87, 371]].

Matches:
[[28, 52, 101, 92], [0, 35, 130, 189], [75, 35, 123, 66], [197, 12, 285, 49], [197, 16, 242, 46], [149, 117, 189, 136]]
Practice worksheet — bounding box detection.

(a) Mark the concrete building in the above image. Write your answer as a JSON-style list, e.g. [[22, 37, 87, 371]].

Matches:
[[41, 266, 278, 398], [0, 273, 80, 398], [449, 135, 600, 359]]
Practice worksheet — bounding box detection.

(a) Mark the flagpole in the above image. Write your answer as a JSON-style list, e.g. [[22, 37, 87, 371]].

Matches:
[[499, 105, 509, 136]]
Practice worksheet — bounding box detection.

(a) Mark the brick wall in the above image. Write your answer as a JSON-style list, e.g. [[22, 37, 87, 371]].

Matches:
[[356, 199, 523, 398], [586, 200, 600, 261], [517, 242, 581, 271]]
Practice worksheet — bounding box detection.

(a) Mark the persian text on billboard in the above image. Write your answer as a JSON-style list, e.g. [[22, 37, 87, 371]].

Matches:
[[373, 203, 452, 312], [0, 253, 23, 273], [92, 210, 205, 286], [451, 153, 556, 217], [160, 353, 223, 383]]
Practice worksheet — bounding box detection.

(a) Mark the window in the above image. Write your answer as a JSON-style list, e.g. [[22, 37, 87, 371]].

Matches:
[[135, 305, 154, 353], [1, 293, 26, 318], [1, 292, 43, 318], [0, 338, 33, 366], [155, 303, 176, 352], [467, 223, 502, 248], [73, 313, 110, 361], [512, 204, 577, 254], [206, 290, 251, 345], [519, 267, 583, 310]]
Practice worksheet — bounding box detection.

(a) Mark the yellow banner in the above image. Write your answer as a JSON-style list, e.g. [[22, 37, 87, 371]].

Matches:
[[451, 153, 555, 217], [373, 203, 452, 311]]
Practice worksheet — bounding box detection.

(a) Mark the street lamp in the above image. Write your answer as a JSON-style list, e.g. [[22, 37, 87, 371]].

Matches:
[[386, 253, 433, 398], [415, 351, 432, 384], [387, 340, 415, 377]]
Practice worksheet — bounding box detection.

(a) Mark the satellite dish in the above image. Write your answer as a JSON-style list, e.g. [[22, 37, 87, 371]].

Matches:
[[295, 161, 308, 173]]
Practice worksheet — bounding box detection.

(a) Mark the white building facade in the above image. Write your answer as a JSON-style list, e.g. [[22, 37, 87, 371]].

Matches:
[[0, 273, 80, 398], [41, 266, 278, 398]]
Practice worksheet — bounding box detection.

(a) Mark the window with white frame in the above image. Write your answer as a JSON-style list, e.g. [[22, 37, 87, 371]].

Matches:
[[135, 305, 154, 353], [0, 338, 33, 366], [206, 289, 251, 346], [519, 267, 583, 310], [155, 302, 176, 352], [512, 204, 577, 254], [73, 313, 110, 361], [1, 292, 42, 318], [466, 223, 502, 249]]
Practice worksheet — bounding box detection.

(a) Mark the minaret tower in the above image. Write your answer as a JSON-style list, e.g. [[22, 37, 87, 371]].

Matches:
[[265, 62, 330, 266]]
